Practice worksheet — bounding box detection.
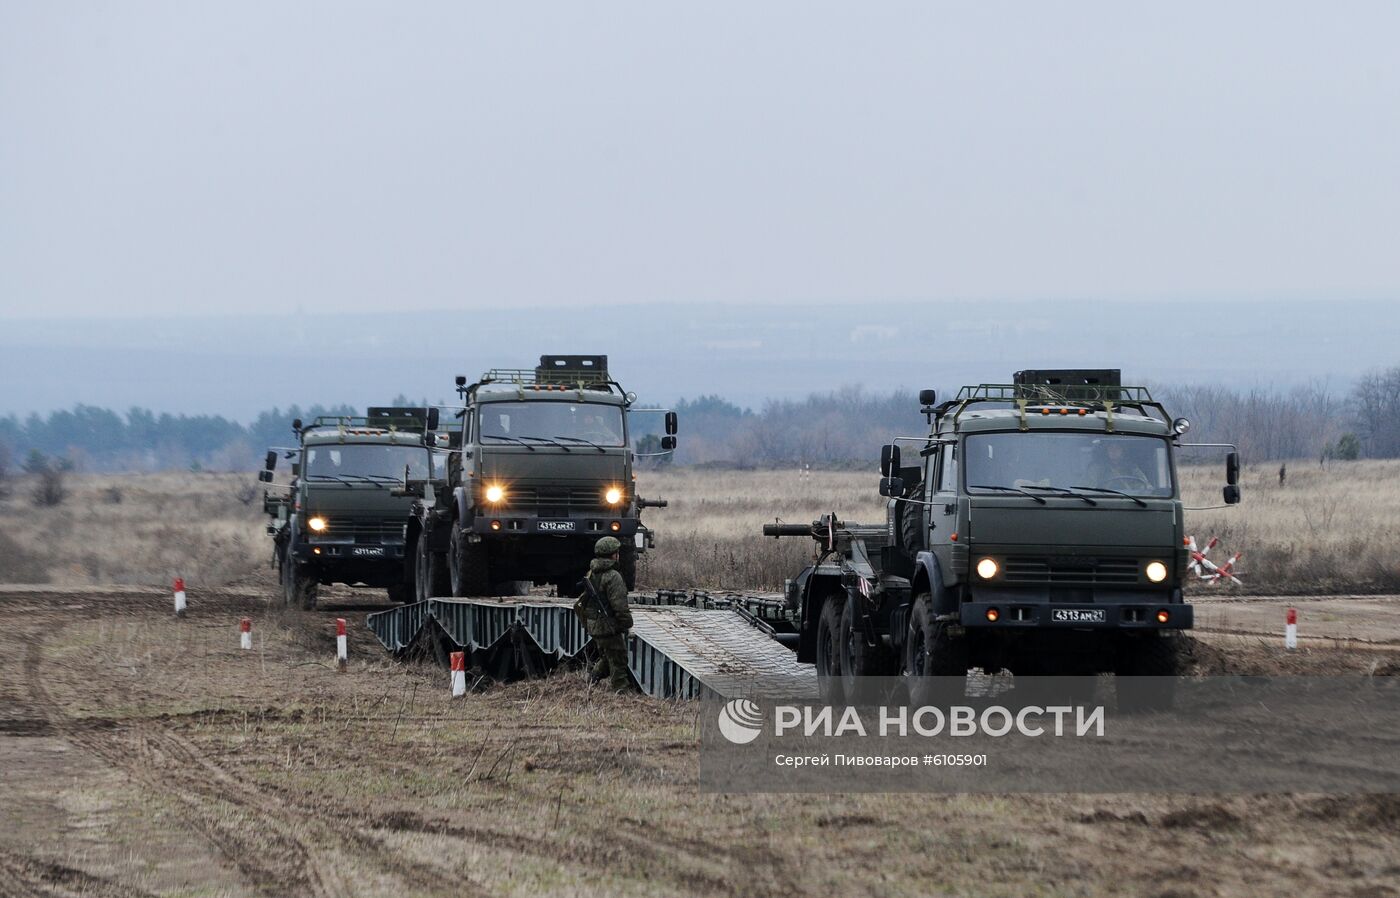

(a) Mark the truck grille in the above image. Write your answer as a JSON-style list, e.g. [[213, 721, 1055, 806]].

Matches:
[[315, 518, 405, 544], [1001, 556, 1141, 585], [498, 487, 610, 515]]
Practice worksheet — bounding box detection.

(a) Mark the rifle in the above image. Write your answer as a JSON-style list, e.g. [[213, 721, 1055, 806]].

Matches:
[[576, 574, 616, 624]]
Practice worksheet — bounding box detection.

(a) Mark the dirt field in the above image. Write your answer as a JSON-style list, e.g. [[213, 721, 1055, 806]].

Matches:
[[4, 582, 1400, 898]]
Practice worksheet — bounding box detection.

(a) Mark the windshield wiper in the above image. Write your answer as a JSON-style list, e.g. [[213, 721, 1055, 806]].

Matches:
[[307, 474, 361, 486], [482, 435, 536, 451], [1070, 486, 1148, 508], [969, 484, 1047, 505], [518, 436, 572, 452], [555, 436, 606, 453], [1021, 485, 1097, 506]]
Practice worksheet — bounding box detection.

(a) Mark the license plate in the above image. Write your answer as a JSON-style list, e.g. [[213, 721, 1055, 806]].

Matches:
[[351, 546, 385, 558], [1051, 608, 1106, 624], [538, 521, 576, 533]]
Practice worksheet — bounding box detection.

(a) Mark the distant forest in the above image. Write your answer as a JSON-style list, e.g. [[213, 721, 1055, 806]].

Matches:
[[3, 371, 1399, 474]]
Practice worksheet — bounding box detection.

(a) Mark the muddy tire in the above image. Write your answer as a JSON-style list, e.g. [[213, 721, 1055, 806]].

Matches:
[[816, 595, 845, 704], [449, 521, 491, 597], [905, 592, 966, 705], [1115, 632, 1183, 712], [415, 533, 450, 601], [281, 556, 319, 610], [839, 595, 896, 703]]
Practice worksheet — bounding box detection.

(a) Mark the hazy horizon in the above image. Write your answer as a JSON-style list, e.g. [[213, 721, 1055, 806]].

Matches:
[[3, 299, 1391, 421]]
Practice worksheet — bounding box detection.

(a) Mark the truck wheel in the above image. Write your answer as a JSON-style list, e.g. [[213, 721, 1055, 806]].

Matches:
[[415, 534, 449, 601], [1115, 633, 1182, 712], [899, 481, 925, 558], [449, 522, 491, 596], [905, 592, 966, 705], [282, 558, 319, 610], [840, 595, 896, 702], [618, 544, 638, 591], [815, 596, 845, 704]]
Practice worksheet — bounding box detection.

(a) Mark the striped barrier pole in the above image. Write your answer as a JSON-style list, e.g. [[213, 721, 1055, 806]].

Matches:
[[1286, 607, 1298, 650], [450, 651, 467, 697], [173, 578, 186, 617], [240, 617, 252, 651], [336, 618, 348, 671]]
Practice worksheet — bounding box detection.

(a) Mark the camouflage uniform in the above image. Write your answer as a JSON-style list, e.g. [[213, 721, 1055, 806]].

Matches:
[[575, 536, 634, 691]]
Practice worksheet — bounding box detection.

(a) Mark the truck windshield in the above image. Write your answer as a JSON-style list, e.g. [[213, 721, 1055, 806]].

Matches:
[[478, 402, 626, 447], [304, 444, 431, 480], [964, 432, 1173, 498]]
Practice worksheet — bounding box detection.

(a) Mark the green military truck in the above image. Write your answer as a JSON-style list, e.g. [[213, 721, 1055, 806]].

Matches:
[[764, 369, 1240, 706], [261, 407, 439, 608], [407, 355, 674, 600]]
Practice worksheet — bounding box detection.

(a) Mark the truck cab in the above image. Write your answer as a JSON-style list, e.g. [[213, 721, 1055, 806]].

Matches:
[[769, 369, 1240, 705], [408, 355, 674, 599], [263, 408, 436, 607]]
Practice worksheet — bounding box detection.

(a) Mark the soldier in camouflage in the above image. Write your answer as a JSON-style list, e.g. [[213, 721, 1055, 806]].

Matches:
[[576, 536, 635, 691]]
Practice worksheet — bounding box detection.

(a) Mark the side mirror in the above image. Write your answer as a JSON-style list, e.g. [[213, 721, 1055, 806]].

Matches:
[[1226, 452, 1240, 485], [918, 389, 937, 407], [455, 375, 467, 387], [291, 418, 302, 433], [258, 470, 273, 483], [665, 411, 678, 435], [879, 476, 905, 497], [426, 407, 440, 430], [1223, 484, 1242, 505], [264, 450, 277, 470], [880, 444, 901, 477], [661, 435, 677, 451]]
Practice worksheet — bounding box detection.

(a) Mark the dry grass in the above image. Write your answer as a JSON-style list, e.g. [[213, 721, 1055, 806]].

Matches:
[[0, 461, 1396, 595], [0, 472, 267, 587]]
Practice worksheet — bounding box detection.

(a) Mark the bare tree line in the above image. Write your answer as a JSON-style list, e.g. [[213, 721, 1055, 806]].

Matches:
[[3, 369, 1397, 472]]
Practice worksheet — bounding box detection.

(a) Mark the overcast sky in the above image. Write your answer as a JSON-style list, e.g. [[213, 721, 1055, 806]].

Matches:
[[3, 2, 1399, 320]]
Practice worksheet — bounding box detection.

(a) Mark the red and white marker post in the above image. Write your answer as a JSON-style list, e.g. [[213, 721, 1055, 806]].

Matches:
[[450, 651, 467, 697], [240, 617, 252, 650], [335, 618, 348, 671], [1286, 607, 1298, 650], [173, 577, 187, 617]]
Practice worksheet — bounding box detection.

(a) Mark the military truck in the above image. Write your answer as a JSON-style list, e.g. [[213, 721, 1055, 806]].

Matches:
[[764, 369, 1240, 706], [260, 407, 439, 608], [407, 355, 674, 599]]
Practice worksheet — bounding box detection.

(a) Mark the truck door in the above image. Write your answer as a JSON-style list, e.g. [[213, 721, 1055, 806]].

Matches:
[[929, 442, 958, 582]]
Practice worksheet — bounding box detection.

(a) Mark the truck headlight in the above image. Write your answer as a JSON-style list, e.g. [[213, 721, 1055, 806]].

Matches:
[[485, 485, 505, 503], [604, 487, 623, 506], [976, 558, 999, 579], [1145, 561, 1168, 583], [308, 516, 327, 532]]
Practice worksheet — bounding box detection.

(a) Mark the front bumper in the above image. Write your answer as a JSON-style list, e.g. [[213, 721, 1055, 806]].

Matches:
[[471, 515, 646, 543], [293, 542, 407, 563], [959, 599, 1192, 630]]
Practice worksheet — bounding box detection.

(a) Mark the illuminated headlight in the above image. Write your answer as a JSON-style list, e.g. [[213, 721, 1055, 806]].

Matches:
[[976, 558, 999, 580], [307, 516, 327, 532], [1145, 561, 1169, 583], [604, 487, 623, 506], [485, 485, 505, 503]]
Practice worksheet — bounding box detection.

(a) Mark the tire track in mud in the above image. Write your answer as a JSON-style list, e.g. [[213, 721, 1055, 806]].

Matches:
[[0, 849, 158, 898], [20, 619, 483, 898], [20, 627, 347, 898]]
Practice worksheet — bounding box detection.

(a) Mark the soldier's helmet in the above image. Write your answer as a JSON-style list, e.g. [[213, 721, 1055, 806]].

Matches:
[[594, 536, 622, 556]]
